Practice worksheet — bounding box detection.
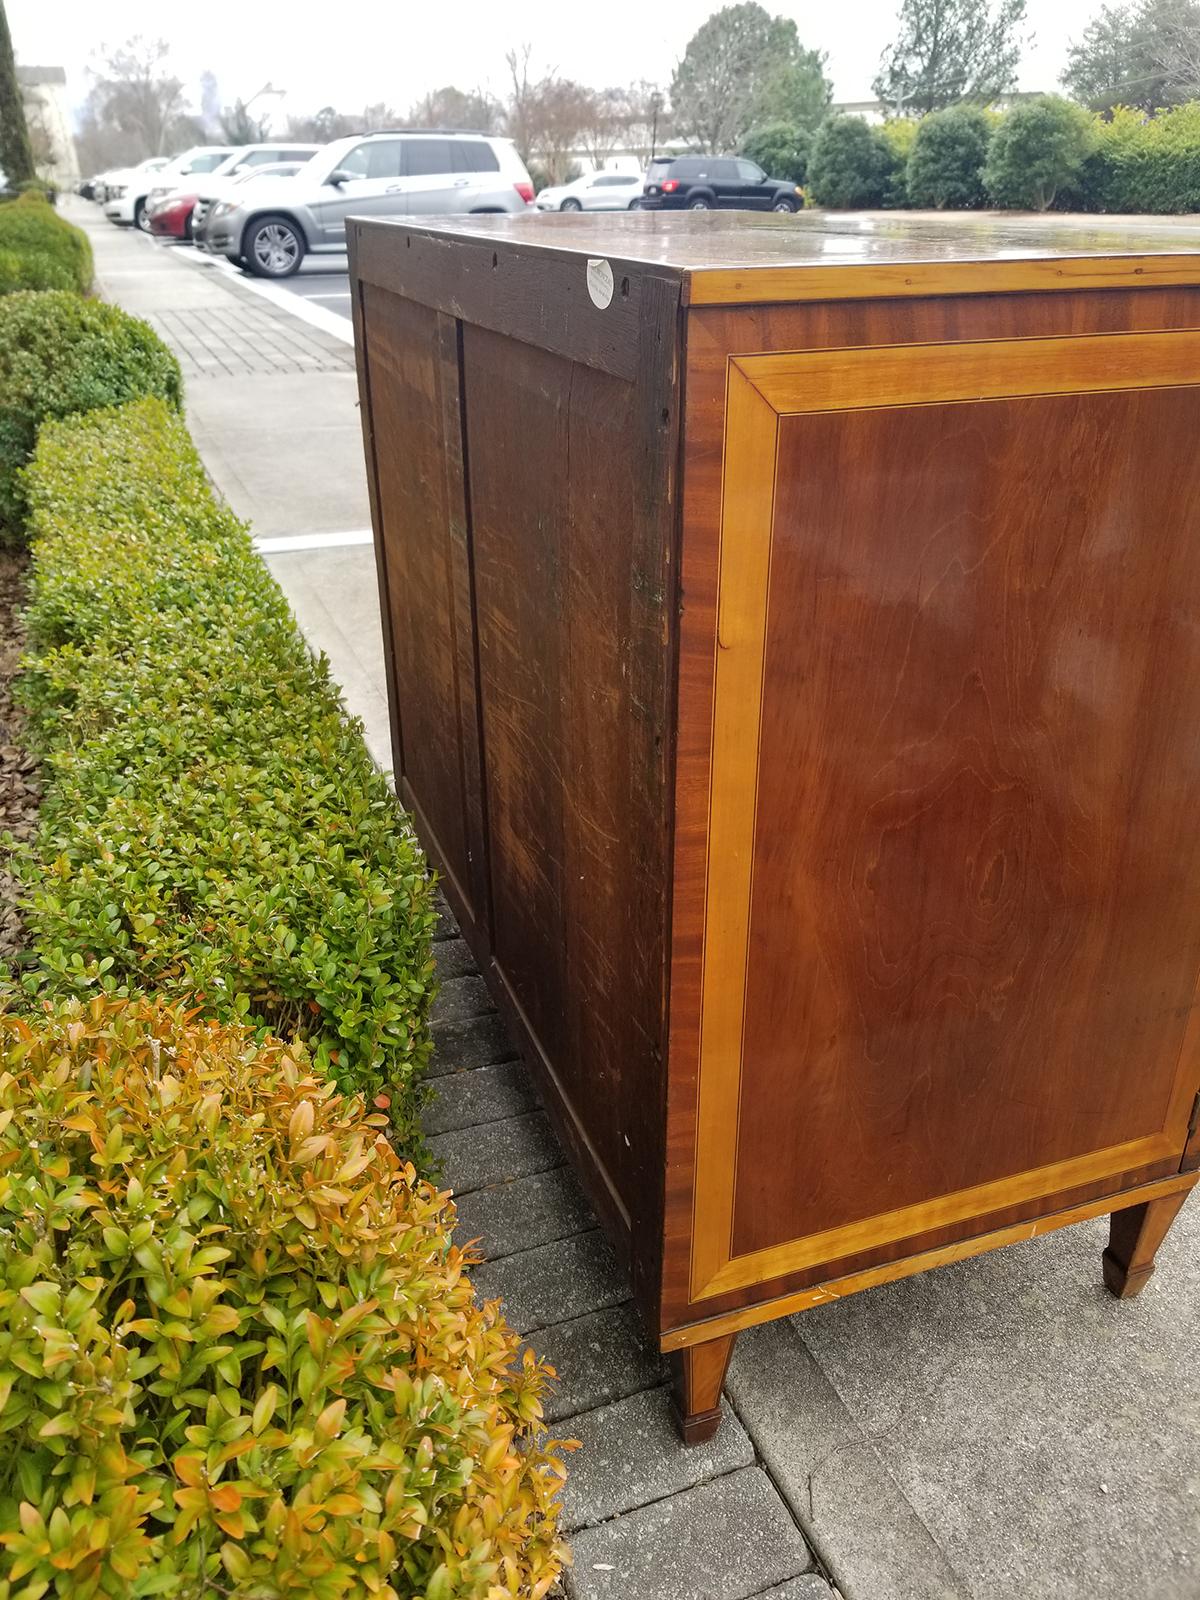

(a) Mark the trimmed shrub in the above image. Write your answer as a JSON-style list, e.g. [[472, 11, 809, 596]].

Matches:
[[1062, 101, 1200, 214], [0, 246, 74, 293], [0, 193, 90, 292], [807, 115, 899, 208], [906, 103, 993, 208], [0, 292, 181, 538], [0, 997, 568, 1597], [984, 95, 1096, 210], [879, 117, 918, 207], [16, 398, 437, 1147], [742, 121, 812, 185]]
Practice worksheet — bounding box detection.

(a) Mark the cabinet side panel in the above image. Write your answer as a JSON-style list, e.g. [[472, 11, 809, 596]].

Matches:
[[663, 286, 1200, 1340], [462, 306, 679, 1282], [359, 284, 488, 936]]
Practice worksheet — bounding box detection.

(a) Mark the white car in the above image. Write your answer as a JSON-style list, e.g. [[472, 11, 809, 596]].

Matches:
[[535, 171, 644, 212], [163, 143, 323, 237], [96, 156, 168, 207], [105, 147, 235, 231]]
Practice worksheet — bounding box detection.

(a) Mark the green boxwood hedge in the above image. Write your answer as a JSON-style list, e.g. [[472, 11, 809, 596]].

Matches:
[[0, 291, 182, 539], [0, 193, 90, 292], [15, 397, 438, 1150], [0, 245, 75, 293]]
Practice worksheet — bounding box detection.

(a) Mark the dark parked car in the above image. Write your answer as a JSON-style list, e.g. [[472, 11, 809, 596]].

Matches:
[[641, 155, 803, 211]]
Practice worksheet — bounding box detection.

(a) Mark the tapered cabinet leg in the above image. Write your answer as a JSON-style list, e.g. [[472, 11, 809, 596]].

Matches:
[[670, 1333, 736, 1445], [1102, 1191, 1190, 1300]]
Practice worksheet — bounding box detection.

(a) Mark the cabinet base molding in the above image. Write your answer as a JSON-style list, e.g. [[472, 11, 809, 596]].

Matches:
[[661, 1173, 1197, 1356]]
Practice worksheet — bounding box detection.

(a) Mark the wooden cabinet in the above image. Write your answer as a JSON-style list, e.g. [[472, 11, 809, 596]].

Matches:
[[349, 213, 1200, 1441]]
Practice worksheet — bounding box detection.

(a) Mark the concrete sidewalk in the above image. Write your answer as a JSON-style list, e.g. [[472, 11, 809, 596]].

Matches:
[[77, 198, 1200, 1600], [83, 205, 391, 772]]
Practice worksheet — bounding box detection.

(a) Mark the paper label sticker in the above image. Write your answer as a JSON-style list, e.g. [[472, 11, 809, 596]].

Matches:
[[586, 257, 615, 310]]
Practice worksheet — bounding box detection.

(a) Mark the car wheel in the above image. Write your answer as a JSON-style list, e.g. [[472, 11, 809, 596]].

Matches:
[[560, 197, 582, 211], [628, 198, 641, 209], [134, 200, 151, 233], [246, 215, 304, 278], [184, 212, 195, 241], [688, 195, 713, 209], [772, 196, 798, 212]]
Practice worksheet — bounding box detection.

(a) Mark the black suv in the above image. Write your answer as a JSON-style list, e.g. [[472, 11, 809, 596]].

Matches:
[[641, 155, 803, 211]]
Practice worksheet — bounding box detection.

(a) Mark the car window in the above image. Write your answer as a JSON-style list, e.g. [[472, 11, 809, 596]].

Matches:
[[711, 159, 740, 179], [594, 175, 632, 187], [244, 150, 285, 167], [239, 164, 301, 184], [189, 152, 230, 174], [365, 140, 406, 179], [281, 148, 317, 164], [646, 159, 673, 182], [404, 139, 455, 177], [673, 158, 706, 178], [337, 143, 373, 178], [736, 159, 766, 182], [452, 140, 500, 174]]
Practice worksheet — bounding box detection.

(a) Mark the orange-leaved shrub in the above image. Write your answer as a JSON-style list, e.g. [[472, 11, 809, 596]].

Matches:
[[0, 998, 568, 1598]]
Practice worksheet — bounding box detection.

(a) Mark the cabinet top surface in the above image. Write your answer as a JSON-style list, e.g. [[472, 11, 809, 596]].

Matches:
[[358, 210, 1200, 306]]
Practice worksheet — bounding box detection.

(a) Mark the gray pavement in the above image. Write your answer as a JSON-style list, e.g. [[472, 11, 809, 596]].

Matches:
[[74, 196, 1200, 1600]]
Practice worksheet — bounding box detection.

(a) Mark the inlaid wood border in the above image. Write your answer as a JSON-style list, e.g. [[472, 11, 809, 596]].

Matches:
[[687, 254, 1200, 309], [690, 328, 1200, 1304]]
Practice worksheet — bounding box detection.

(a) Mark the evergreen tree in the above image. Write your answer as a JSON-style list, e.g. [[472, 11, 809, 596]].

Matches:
[[874, 0, 1028, 115], [0, 1, 34, 189], [672, 3, 831, 152]]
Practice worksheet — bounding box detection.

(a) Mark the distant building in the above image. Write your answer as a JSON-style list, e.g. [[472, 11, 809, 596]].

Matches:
[[17, 66, 80, 187]]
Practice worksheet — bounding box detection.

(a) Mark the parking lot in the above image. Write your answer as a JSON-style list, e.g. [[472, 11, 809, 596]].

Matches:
[[272, 258, 352, 320]]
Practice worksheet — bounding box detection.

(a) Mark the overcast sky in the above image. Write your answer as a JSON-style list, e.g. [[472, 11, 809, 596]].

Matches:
[[8, 0, 1101, 121]]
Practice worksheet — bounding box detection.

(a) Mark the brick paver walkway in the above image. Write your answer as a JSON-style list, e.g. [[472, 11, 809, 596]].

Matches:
[[426, 901, 837, 1600]]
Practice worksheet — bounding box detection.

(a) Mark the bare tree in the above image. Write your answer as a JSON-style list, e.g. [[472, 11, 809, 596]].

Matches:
[[408, 84, 502, 131], [219, 100, 270, 144], [503, 47, 596, 183], [285, 106, 357, 143], [84, 37, 189, 157]]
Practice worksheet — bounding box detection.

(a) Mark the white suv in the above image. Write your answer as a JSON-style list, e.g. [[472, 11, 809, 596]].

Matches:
[[202, 130, 534, 277]]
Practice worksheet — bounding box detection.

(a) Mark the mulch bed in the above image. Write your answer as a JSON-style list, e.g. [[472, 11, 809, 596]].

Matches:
[[0, 549, 39, 965]]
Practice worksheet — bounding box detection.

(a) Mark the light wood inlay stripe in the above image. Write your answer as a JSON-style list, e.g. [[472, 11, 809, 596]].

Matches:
[[689, 366, 779, 1299], [669, 1172, 1198, 1350], [687, 254, 1200, 308], [738, 327, 1200, 415]]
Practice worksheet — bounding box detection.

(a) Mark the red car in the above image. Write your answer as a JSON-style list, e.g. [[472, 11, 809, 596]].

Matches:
[[147, 191, 199, 240]]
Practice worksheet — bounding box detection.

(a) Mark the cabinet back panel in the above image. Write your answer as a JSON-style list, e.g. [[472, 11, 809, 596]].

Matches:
[[728, 385, 1200, 1255], [461, 322, 676, 1252], [360, 286, 484, 924]]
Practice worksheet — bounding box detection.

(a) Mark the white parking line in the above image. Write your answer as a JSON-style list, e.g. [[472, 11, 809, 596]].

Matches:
[[304, 292, 352, 301], [253, 529, 374, 554]]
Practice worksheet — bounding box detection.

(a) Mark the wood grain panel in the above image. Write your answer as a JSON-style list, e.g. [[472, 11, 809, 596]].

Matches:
[[728, 383, 1200, 1274], [461, 300, 680, 1294], [670, 313, 1200, 1322], [358, 286, 487, 931]]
